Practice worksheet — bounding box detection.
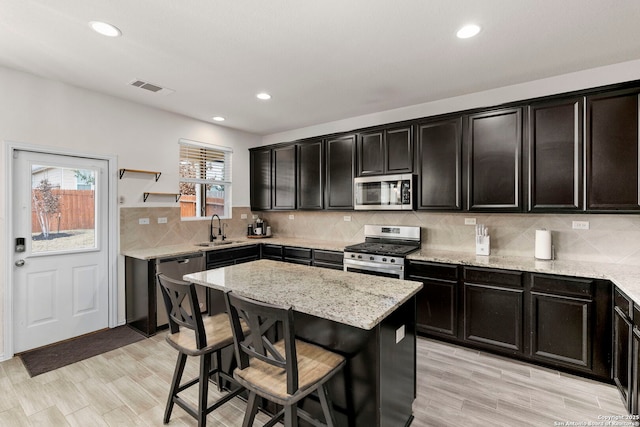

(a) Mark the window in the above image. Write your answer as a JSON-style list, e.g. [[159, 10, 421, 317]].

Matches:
[[179, 139, 232, 220]]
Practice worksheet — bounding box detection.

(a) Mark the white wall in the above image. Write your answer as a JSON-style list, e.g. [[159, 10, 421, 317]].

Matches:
[[0, 65, 260, 358], [262, 59, 640, 145]]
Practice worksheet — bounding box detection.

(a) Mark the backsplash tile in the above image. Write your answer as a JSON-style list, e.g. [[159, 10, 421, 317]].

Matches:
[[120, 207, 640, 266]]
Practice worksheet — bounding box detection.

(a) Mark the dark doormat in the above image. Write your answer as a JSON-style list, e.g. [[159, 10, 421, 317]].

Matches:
[[19, 326, 147, 377]]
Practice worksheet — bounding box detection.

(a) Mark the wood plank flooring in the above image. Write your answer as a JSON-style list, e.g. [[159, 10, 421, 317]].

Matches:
[[0, 333, 627, 426]]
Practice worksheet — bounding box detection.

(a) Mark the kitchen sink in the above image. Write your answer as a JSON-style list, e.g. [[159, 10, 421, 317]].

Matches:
[[194, 241, 238, 247]]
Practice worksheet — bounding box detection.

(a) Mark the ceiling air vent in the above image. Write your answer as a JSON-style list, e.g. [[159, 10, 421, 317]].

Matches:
[[128, 79, 174, 96]]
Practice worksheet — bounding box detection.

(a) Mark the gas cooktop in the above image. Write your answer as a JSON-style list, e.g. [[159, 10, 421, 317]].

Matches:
[[344, 242, 419, 256]]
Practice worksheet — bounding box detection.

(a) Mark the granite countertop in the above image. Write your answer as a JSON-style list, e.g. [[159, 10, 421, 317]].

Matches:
[[184, 259, 422, 330], [123, 237, 640, 310], [407, 248, 640, 306], [121, 237, 351, 261]]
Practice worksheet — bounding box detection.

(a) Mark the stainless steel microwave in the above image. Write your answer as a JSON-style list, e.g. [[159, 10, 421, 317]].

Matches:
[[354, 174, 414, 210]]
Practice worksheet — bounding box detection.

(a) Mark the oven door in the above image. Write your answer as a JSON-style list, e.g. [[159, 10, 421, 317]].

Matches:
[[343, 258, 404, 279]]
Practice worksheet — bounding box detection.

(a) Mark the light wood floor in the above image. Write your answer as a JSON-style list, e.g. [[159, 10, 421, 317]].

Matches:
[[0, 333, 627, 426]]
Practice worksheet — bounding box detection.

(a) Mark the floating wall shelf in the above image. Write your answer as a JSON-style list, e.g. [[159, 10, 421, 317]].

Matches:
[[119, 168, 162, 181], [143, 192, 181, 202]]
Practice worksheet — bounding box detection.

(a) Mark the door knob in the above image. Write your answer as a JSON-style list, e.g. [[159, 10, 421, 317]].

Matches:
[[15, 259, 25, 267]]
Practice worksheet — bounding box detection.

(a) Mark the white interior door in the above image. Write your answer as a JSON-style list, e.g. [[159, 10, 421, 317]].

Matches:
[[12, 150, 109, 353]]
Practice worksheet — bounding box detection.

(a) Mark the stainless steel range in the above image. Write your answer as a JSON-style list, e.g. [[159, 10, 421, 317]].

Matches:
[[343, 225, 421, 279]]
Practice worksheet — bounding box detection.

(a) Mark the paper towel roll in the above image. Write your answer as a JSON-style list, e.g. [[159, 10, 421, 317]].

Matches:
[[535, 229, 552, 260]]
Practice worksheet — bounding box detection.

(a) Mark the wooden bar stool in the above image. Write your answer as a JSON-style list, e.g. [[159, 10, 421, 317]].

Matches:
[[157, 273, 245, 427], [224, 291, 346, 427]]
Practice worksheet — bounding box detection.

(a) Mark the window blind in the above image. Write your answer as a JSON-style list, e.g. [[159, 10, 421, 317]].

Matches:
[[179, 140, 232, 184]]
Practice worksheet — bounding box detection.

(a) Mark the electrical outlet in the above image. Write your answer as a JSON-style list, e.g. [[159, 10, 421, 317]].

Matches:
[[465, 218, 477, 225], [138, 218, 149, 225], [572, 221, 590, 230], [289, 214, 295, 220], [395, 325, 405, 344], [157, 217, 167, 224], [344, 215, 351, 222], [240, 213, 247, 219]]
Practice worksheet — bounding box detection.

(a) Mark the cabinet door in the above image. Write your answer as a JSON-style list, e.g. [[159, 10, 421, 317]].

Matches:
[[463, 283, 524, 353], [632, 307, 640, 415], [614, 305, 633, 411], [529, 98, 583, 211], [326, 135, 356, 209], [250, 148, 271, 210], [297, 140, 324, 209], [417, 117, 462, 210], [416, 278, 457, 337], [272, 145, 296, 210], [587, 89, 640, 211], [531, 293, 592, 370], [358, 131, 384, 176], [466, 108, 522, 211], [386, 126, 413, 174]]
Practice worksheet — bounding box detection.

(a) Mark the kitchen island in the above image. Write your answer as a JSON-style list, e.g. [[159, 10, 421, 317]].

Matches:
[[184, 259, 423, 427]]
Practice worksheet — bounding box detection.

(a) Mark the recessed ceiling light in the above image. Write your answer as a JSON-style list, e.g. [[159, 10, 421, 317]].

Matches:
[[256, 92, 271, 100], [456, 24, 481, 39], [212, 116, 225, 122], [89, 21, 122, 37]]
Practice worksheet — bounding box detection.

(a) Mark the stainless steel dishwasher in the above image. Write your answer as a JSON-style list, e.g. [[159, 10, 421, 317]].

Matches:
[[155, 252, 206, 328]]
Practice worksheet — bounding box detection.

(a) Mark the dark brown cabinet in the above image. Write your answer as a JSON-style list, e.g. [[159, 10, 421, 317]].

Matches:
[[326, 134, 356, 210], [357, 126, 413, 176], [250, 148, 272, 210], [615, 288, 634, 412], [261, 244, 283, 261], [313, 249, 344, 270], [462, 267, 525, 354], [528, 98, 583, 211], [407, 261, 459, 338], [297, 139, 324, 210], [530, 274, 610, 379], [466, 107, 523, 211], [272, 144, 297, 210], [416, 117, 463, 210], [586, 89, 640, 211], [283, 246, 312, 265], [632, 305, 640, 415]]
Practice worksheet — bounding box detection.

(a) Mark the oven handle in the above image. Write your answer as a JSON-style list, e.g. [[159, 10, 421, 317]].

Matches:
[[343, 259, 404, 276]]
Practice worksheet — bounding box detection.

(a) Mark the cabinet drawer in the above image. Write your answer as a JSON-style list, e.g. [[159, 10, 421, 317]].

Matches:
[[463, 267, 523, 288], [634, 305, 640, 329], [531, 274, 595, 299], [284, 246, 312, 260], [408, 261, 458, 281], [615, 288, 633, 318], [262, 244, 283, 259], [313, 249, 343, 264]]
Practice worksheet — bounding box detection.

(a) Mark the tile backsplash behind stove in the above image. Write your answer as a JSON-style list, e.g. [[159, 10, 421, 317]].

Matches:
[[120, 207, 640, 266]]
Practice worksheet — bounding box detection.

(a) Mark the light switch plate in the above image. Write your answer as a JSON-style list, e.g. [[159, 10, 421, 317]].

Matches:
[[465, 218, 477, 225], [241, 214, 247, 219], [572, 221, 590, 230], [139, 218, 149, 225], [344, 215, 351, 222], [395, 325, 405, 344], [157, 217, 167, 224], [289, 214, 295, 220]]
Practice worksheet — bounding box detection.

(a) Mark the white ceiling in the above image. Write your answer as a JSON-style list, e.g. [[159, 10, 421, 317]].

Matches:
[[1, 0, 640, 136]]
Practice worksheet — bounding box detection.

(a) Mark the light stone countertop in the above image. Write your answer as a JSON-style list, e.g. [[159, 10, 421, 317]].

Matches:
[[184, 259, 423, 330], [122, 237, 640, 311], [407, 248, 640, 306]]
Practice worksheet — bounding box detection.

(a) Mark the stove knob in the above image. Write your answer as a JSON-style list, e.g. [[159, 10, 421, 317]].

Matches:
[[390, 259, 396, 263], [357, 255, 362, 259], [369, 256, 374, 261], [382, 257, 387, 262], [351, 254, 355, 258]]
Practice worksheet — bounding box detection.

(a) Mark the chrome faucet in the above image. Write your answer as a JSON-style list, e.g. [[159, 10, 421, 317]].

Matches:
[[210, 214, 222, 242]]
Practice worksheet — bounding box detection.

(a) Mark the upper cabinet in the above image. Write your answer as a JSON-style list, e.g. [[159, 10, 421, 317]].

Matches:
[[326, 134, 356, 210], [528, 98, 584, 211], [357, 126, 413, 176], [416, 117, 463, 210], [466, 107, 523, 211], [250, 148, 271, 210], [272, 144, 297, 210], [297, 139, 324, 210], [586, 89, 640, 211]]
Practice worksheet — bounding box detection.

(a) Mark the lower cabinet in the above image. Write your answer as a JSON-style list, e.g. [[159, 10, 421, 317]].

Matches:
[[407, 261, 459, 338], [613, 288, 634, 413], [283, 246, 313, 265], [205, 245, 260, 269], [409, 261, 613, 381], [632, 305, 640, 415], [312, 249, 344, 270], [261, 244, 283, 260], [463, 267, 525, 355]]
